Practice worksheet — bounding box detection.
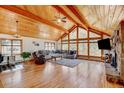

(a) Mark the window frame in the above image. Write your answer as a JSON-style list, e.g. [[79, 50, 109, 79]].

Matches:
[[44, 42, 55, 51], [59, 26, 108, 61], [0, 39, 22, 56]]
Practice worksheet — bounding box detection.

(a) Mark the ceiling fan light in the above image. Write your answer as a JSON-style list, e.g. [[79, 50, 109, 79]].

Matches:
[[57, 19, 61, 23]]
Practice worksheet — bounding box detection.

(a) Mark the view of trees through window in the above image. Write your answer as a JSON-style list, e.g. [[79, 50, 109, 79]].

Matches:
[[62, 34, 68, 50], [60, 26, 104, 59], [44, 42, 55, 50], [0, 39, 22, 56]]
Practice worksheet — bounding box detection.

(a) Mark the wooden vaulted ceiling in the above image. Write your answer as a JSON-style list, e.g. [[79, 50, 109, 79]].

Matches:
[[76, 5, 124, 35], [0, 5, 123, 40]]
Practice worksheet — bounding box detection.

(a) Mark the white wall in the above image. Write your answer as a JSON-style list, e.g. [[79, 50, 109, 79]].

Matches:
[[0, 34, 57, 52], [22, 37, 57, 52]]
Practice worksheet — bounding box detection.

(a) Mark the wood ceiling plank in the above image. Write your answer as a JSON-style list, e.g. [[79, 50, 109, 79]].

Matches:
[[67, 5, 110, 36], [66, 5, 89, 30], [98, 5, 104, 28], [117, 6, 124, 23], [94, 6, 100, 21], [105, 5, 110, 30], [107, 6, 118, 30], [113, 6, 124, 29], [110, 6, 117, 29], [93, 6, 103, 28], [88, 6, 98, 26], [0, 5, 68, 33], [0, 7, 64, 40]]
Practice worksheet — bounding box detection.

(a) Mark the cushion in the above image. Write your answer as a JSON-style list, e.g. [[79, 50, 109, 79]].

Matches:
[[70, 51, 74, 55]]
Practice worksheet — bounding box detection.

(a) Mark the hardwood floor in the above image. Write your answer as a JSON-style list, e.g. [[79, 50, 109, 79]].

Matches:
[[0, 60, 123, 88]]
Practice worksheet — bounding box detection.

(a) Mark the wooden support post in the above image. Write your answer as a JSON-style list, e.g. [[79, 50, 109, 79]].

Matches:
[[68, 33, 70, 51], [88, 29, 90, 60], [101, 34, 104, 61], [77, 26, 79, 56]]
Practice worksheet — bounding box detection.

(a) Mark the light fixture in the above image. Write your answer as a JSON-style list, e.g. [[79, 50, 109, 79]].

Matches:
[[13, 20, 21, 38], [57, 18, 61, 23], [52, 12, 67, 23]]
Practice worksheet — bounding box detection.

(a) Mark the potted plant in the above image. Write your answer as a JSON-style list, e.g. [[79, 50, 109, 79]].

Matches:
[[21, 52, 31, 62]]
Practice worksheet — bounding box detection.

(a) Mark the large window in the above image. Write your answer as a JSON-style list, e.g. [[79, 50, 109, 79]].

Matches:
[[57, 39, 61, 50], [62, 44, 68, 50], [78, 43, 88, 55], [78, 27, 88, 55], [44, 42, 55, 50], [60, 26, 108, 61], [62, 35, 68, 51], [0, 39, 22, 56], [78, 27, 87, 38], [89, 32, 101, 57], [70, 43, 77, 50], [69, 28, 77, 51], [70, 28, 77, 40], [89, 43, 101, 57]]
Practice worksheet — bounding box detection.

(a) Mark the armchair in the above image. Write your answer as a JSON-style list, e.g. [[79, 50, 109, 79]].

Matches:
[[32, 52, 45, 65]]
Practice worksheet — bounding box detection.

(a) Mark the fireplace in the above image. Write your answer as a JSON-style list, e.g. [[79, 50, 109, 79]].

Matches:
[[104, 28, 124, 86]]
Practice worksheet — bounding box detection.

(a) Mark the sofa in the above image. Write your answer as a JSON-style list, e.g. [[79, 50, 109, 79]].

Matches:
[[32, 50, 77, 64], [63, 50, 77, 59]]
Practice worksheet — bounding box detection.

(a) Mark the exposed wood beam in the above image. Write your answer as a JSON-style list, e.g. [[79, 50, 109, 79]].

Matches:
[[68, 25, 77, 32], [57, 25, 77, 40], [78, 25, 101, 35], [88, 27, 111, 36], [62, 25, 77, 38], [0, 5, 68, 33], [66, 5, 90, 28]]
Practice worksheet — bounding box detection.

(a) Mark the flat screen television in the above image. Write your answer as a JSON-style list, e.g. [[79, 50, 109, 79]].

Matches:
[[97, 38, 111, 50]]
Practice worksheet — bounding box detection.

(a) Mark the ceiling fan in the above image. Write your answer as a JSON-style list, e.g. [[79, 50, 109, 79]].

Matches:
[[13, 20, 21, 38], [52, 13, 67, 23]]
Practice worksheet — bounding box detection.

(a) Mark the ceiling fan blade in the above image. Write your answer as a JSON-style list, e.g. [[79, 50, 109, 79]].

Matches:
[[61, 20, 66, 23], [62, 17, 66, 19], [52, 19, 57, 21]]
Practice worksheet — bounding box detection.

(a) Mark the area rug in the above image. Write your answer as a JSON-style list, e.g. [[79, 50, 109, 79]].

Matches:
[[56, 59, 82, 68]]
